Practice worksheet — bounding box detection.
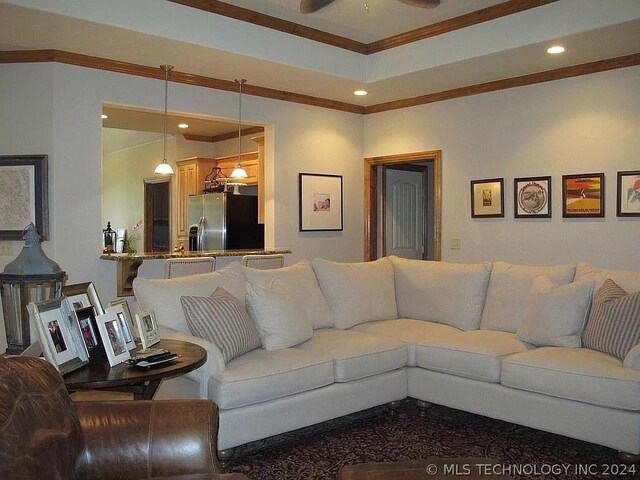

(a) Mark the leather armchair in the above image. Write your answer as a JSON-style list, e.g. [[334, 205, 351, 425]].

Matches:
[[0, 357, 249, 480]]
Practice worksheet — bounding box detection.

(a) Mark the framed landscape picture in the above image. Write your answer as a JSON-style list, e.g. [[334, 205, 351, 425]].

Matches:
[[562, 173, 605, 218], [470, 178, 504, 218], [616, 170, 640, 217], [299, 173, 343, 232], [514, 176, 551, 218]]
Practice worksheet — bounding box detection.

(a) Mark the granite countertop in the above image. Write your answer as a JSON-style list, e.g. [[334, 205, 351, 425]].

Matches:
[[100, 248, 291, 261]]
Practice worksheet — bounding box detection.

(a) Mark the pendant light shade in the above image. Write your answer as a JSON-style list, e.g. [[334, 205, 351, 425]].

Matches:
[[155, 64, 175, 175], [230, 78, 248, 180]]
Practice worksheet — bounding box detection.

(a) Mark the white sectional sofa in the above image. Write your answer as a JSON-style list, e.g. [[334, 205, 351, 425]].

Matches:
[[133, 257, 640, 461]]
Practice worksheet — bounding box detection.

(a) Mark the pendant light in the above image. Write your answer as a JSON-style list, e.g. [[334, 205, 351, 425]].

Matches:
[[154, 64, 175, 175], [230, 79, 249, 180]]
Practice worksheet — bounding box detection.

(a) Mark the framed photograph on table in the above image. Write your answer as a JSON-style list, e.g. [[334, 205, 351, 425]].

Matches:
[[562, 173, 605, 218], [96, 310, 131, 367], [63, 282, 105, 315], [514, 176, 551, 218], [0, 155, 49, 240], [28, 297, 88, 374], [70, 305, 105, 363], [135, 310, 160, 349], [109, 298, 139, 341], [299, 173, 343, 231], [471, 178, 504, 218], [616, 170, 640, 217], [105, 304, 136, 351]]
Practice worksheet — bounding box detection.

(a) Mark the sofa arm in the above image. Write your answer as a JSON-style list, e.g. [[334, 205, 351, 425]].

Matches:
[[75, 399, 223, 480], [623, 344, 640, 370]]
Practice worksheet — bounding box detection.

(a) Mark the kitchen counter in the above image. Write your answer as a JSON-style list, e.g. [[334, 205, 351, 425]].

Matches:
[[100, 248, 291, 296]]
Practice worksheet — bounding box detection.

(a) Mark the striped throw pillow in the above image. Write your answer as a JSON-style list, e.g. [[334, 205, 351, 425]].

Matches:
[[181, 287, 261, 364], [582, 279, 640, 359]]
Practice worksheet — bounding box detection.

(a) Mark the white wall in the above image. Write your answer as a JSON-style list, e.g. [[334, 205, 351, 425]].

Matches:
[[365, 66, 640, 270]]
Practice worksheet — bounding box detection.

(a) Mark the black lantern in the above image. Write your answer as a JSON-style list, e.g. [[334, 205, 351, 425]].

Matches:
[[0, 223, 65, 354], [102, 221, 116, 254]]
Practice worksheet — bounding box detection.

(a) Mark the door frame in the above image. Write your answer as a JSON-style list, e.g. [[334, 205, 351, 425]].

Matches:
[[382, 164, 428, 259], [364, 150, 441, 262], [143, 176, 171, 253]]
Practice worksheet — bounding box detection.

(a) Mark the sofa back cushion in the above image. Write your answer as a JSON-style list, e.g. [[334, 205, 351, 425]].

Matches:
[[390, 256, 491, 331], [312, 257, 398, 329], [133, 262, 246, 334], [574, 262, 640, 295], [480, 261, 576, 333], [243, 259, 334, 329]]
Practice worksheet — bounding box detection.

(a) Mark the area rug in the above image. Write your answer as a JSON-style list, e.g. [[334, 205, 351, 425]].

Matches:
[[225, 399, 636, 480]]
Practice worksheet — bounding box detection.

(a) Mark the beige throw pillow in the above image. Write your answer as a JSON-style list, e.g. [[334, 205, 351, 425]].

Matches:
[[516, 276, 594, 348]]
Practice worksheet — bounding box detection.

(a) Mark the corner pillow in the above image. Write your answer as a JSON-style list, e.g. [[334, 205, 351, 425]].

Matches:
[[245, 281, 313, 350], [243, 259, 334, 329], [133, 262, 246, 334], [180, 287, 261, 364], [582, 279, 640, 359], [312, 257, 398, 330], [516, 276, 594, 348]]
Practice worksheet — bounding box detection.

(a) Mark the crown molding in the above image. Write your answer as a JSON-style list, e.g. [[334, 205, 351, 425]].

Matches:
[[184, 126, 265, 143]]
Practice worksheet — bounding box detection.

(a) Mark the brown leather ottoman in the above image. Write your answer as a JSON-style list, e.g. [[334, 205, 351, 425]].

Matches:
[[338, 458, 513, 480]]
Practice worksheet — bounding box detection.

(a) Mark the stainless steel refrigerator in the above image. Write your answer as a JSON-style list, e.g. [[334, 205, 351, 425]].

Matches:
[[188, 193, 264, 251]]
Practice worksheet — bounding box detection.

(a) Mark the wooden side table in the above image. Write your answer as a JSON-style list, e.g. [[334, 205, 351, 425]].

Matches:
[[63, 339, 206, 400]]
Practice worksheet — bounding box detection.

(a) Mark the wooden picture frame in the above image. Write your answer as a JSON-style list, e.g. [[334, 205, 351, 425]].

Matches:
[[562, 173, 605, 218], [0, 155, 49, 240], [28, 298, 88, 374], [96, 310, 132, 367], [105, 304, 136, 351], [135, 310, 160, 349], [514, 176, 551, 218], [109, 298, 139, 341], [616, 170, 640, 217], [471, 178, 504, 218], [299, 173, 343, 231], [63, 282, 105, 315]]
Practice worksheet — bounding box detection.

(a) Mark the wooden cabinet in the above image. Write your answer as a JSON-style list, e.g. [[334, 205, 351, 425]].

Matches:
[[214, 152, 259, 186], [176, 157, 217, 248]]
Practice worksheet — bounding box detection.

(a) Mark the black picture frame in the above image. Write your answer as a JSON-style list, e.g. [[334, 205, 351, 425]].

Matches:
[[71, 305, 106, 364], [562, 172, 605, 218], [514, 176, 552, 218], [616, 170, 640, 217], [470, 178, 504, 218], [0, 155, 49, 240], [299, 173, 344, 231]]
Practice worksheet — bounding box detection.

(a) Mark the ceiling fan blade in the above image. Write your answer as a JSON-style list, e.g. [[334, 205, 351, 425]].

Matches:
[[300, 0, 337, 14], [398, 0, 441, 8]]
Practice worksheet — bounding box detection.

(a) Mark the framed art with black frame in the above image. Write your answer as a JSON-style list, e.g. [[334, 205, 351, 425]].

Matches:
[[514, 176, 551, 218], [0, 155, 49, 240], [70, 305, 105, 364], [299, 173, 343, 232], [616, 170, 640, 217], [470, 178, 504, 218], [562, 173, 605, 218]]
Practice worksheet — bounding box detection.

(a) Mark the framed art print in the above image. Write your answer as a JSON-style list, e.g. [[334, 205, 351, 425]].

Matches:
[[0, 155, 49, 240], [470, 178, 504, 218], [96, 310, 131, 367], [514, 176, 551, 218], [135, 310, 160, 349], [617, 170, 640, 217], [562, 173, 604, 218], [299, 173, 343, 231]]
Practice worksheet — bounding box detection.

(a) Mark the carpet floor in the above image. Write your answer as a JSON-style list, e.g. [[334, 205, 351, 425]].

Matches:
[[225, 399, 637, 480]]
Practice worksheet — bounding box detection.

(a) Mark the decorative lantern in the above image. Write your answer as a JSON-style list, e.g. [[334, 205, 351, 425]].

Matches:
[[0, 223, 65, 354], [102, 221, 116, 254]]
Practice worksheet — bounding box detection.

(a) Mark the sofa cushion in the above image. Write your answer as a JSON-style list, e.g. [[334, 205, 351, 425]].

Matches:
[[210, 348, 334, 409], [389, 256, 491, 331], [245, 281, 313, 350], [480, 261, 576, 333], [312, 258, 397, 329], [181, 287, 261, 364], [415, 330, 532, 383], [502, 347, 640, 411], [243, 259, 334, 329], [574, 262, 640, 294], [582, 279, 640, 359], [351, 319, 462, 366], [133, 262, 246, 334], [516, 276, 594, 348], [294, 329, 407, 382]]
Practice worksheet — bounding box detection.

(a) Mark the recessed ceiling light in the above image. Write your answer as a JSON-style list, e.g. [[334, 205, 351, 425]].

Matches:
[[547, 45, 565, 54], [101, 114, 108, 119], [178, 123, 189, 129], [354, 90, 368, 96]]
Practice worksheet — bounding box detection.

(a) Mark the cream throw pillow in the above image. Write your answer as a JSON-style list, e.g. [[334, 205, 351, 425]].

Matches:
[[245, 281, 313, 350], [516, 276, 594, 348]]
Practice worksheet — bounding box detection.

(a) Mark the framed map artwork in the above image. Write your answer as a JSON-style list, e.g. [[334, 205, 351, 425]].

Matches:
[[0, 155, 49, 240]]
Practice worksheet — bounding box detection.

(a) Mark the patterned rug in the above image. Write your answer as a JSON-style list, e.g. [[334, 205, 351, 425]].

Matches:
[[226, 399, 637, 480]]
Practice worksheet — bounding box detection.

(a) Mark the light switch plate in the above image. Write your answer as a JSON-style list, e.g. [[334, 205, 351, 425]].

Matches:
[[450, 237, 461, 250]]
